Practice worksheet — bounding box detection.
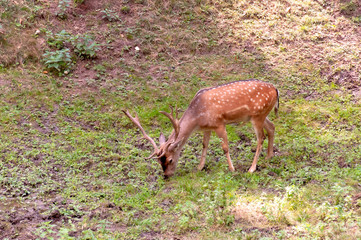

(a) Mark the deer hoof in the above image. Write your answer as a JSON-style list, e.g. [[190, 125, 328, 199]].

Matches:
[[229, 166, 235, 172], [248, 166, 256, 173]]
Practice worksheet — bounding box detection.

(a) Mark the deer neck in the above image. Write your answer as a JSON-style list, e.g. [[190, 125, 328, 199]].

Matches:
[[169, 109, 198, 152]]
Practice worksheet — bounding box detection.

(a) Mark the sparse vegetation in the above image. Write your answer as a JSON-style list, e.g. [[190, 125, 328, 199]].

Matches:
[[0, 0, 361, 239]]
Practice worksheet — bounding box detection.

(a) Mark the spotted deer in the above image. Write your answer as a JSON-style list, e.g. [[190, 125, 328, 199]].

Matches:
[[123, 79, 279, 178]]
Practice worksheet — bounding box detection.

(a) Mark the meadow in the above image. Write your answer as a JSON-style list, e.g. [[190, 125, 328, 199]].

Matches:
[[0, 0, 360, 239]]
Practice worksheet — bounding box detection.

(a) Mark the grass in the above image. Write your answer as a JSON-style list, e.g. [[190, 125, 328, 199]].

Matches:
[[1, 0, 361, 239]]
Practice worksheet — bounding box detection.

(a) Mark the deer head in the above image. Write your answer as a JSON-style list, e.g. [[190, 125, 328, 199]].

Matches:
[[124, 79, 279, 178], [122, 106, 183, 178]]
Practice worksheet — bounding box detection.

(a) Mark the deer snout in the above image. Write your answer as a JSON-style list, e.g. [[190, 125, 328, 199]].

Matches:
[[163, 162, 177, 178], [163, 169, 175, 179]]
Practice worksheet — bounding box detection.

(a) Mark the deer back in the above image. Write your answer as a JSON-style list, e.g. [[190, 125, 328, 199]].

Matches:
[[185, 79, 279, 129]]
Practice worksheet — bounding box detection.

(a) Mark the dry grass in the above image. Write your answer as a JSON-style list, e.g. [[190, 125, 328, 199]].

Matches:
[[232, 197, 270, 227]]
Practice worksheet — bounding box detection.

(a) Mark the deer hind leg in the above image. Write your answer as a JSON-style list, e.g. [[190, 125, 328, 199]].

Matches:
[[263, 117, 275, 159], [215, 125, 235, 172], [248, 118, 265, 173], [198, 131, 211, 171]]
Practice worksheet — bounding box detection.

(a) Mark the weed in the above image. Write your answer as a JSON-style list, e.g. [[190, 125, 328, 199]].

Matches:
[[57, 0, 71, 19], [121, 6, 131, 14], [43, 30, 100, 60], [125, 27, 135, 40], [46, 29, 72, 49], [42, 48, 73, 75], [73, 0, 85, 5], [352, 16, 361, 23], [100, 9, 121, 22], [340, 1, 357, 15], [70, 34, 100, 59], [34, 221, 57, 239]]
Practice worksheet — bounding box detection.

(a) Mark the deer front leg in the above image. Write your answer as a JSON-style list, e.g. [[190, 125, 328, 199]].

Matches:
[[215, 126, 235, 172], [249, 119, 265, 173], [198, 131, 211, 170]]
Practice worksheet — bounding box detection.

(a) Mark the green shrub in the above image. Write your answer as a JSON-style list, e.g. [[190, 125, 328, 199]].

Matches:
[[46, 29, 71, 49], [57, 0, 71, 19], [100, 9, 121, 22], [74, 0, 85, 5], [340, 1, 357, 15], [70, 34, 100, 59], [42, 30, 100, 73], [121, 6, 131, 14], [42, 48, 73, 75]]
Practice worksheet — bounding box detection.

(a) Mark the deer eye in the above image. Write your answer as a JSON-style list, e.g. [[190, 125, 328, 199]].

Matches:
[[168, 159, 173, 164]]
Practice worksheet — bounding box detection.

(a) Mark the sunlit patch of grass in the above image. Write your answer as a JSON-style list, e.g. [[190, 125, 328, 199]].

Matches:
[[232, 184, 361, 239]]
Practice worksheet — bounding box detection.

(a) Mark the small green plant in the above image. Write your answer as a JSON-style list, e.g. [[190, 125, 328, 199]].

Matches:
[[42, 48, 73, 75], [42, 30, 99, 73], [34, 221, 57, 239], [70, 34, 100, 59], [121, 6, 131, 14], [46, 29, 71, 49], [74, 0, 85, 5], [340, 1, 357, 15], [57, 0, 71, 19], [125, 28, 134, 40], [352, 16, 361, 23], [100, 9, 121, 22]]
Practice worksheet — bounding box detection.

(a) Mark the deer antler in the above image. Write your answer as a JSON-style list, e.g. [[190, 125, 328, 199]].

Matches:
[[122, 110, 159, 159], [160, 105, 180, 140]]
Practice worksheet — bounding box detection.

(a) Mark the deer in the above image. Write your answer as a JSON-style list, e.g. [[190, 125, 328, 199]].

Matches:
[[123, 79, 279, 178]]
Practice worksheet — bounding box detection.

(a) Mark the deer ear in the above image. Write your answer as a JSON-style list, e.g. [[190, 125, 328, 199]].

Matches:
[[159, 133, 166, 145]]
